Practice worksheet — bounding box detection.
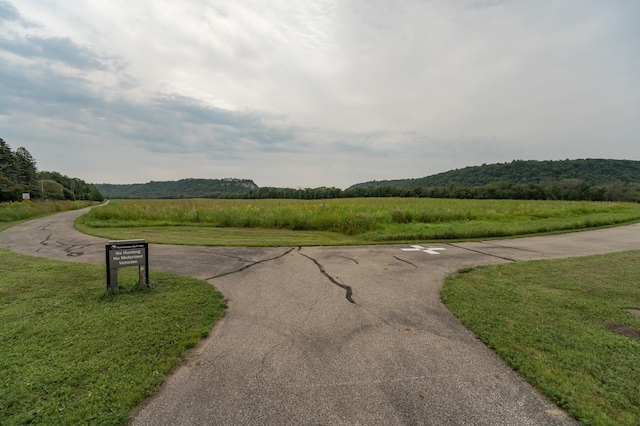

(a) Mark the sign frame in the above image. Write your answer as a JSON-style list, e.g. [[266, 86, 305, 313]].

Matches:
[[105, 239, 149, 292]]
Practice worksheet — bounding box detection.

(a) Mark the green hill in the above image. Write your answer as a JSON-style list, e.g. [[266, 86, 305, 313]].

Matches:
[[348, 159, 640, 190], [97, 178, 258, 199], [94, 159, 640, 202]]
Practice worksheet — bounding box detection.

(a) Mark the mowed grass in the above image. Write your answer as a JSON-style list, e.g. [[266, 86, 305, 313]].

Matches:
[[76, 198, 640, 246], [0, 250, 226, 425], [442, 251, 640, 426]]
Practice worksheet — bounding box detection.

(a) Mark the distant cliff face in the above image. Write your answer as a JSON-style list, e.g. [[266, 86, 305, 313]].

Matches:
[[96, 178, 258, 199]]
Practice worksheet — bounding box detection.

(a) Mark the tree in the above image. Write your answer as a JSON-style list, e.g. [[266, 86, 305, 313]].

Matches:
[[14, 146, 38, 195], [88, 185, 105, 201], [0, 138, 16, 182], [0, 173, 22, 202]]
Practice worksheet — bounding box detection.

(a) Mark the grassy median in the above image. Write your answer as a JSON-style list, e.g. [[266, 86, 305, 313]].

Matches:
[[76, 198, 640, 246], [0, 250, 225, 425], [442, 251, 640, 425]]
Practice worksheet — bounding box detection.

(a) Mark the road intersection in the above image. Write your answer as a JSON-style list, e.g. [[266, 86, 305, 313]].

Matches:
[[2, 207, 639, 425]]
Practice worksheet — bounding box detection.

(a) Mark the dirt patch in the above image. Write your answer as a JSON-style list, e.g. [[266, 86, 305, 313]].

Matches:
[[624, 308, 640, 318], [605, 322, 640, 339]]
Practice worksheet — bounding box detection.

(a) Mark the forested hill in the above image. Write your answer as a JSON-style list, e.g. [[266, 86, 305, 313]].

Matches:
[[95, 159, 640, 202], [97, 178, 258, 199], [348, 159, 640, 190]]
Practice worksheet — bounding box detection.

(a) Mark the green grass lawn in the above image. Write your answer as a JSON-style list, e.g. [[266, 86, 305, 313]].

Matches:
[[442, 251, 640, 425], [0, 250, 225, 425]]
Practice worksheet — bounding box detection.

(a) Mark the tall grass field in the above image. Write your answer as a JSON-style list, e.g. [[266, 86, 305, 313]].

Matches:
[[76, 198, 640, 246]]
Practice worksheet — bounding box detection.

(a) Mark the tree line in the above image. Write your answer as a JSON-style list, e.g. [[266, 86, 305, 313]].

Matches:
[[92, 157, 640, 203], [97, 177, 640, 204], [230, 179, 639, 202], [0, 137, 104, 202]]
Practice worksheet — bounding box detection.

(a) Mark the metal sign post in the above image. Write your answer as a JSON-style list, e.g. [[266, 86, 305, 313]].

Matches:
[[105, 239, 149, 292]]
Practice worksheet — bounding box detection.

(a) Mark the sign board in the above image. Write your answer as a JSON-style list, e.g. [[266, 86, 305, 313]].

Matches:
[[22, 192, 30, 200], [105, 239, 149, 292]]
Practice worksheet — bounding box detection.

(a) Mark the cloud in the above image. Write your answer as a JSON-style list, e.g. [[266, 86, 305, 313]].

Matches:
[[0, 49, 303, 164], [0, 35, 117, 70], [0, 0, 638, 188], [0, 0, 20, 22], [0, 0, 39, 29]]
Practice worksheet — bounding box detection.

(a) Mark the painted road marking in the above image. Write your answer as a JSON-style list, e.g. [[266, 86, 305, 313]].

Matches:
[[402, 245, 446, 255]]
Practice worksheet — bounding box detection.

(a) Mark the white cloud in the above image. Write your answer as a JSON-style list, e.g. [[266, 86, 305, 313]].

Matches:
[[1, 0, 638, 188]]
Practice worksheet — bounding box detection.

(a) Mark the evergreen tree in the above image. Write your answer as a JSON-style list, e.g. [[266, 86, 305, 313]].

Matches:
[[0, 138, 16, 181], [14, 146, 38, 195]]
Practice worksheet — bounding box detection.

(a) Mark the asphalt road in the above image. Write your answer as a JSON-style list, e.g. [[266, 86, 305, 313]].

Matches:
[[2, 207, 639, 425]]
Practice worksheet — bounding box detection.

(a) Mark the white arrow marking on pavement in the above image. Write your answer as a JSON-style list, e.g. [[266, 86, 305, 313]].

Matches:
[[401, 245, 446, 255]]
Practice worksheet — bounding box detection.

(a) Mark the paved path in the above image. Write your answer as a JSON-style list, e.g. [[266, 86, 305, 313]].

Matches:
[[2, 207, 639, 425]]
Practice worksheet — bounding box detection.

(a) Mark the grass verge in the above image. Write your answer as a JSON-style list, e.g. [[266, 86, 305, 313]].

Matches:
[[0, 250, 226, 425], [441, 251, 640, 425], [74, 224, 361, 247], [0, 200, 96, 232]]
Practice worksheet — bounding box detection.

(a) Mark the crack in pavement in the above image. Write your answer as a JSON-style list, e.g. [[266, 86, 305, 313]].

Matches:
[[330, 255, 359, 265], [256, 341, 288, 381], [62, 244, 88, 257], [61, 240, 104, 257], [39, 234, 103, 256], [295, 251, 414, 330], [38, 234, 54, 252], [393, 256, 418, 268], [206, 248, 295, 280], [209, 252, 250, 262], [298, 292, 332, 333], [446, 243, 518, 262], [480, 241, 544, 254], [298, 248, 356, 304]]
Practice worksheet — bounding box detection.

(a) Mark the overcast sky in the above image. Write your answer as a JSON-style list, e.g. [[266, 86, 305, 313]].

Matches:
[[1, 1, 638, 188]]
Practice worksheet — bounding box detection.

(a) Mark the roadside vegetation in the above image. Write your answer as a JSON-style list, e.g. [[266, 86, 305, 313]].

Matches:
[[0, 250, 226, 425], [76, 198, 640, 246], [442, 251, 640, 425], [1, 137, 104, 203], [0, 200, 96, 232]]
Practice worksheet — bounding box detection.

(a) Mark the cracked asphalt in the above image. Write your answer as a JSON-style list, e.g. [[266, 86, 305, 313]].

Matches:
[[2, 206, 640, 425]]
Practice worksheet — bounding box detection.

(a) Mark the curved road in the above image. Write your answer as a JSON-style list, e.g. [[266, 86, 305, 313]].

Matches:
[[2, 207, 639, 425]]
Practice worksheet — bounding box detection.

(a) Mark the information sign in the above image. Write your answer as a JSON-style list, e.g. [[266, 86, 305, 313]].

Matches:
[[105, 240, 149, 292]]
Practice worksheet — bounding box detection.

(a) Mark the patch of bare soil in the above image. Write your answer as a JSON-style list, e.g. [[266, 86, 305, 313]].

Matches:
[[605, 322, 640, 339], [624, 308, 640, 318]]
